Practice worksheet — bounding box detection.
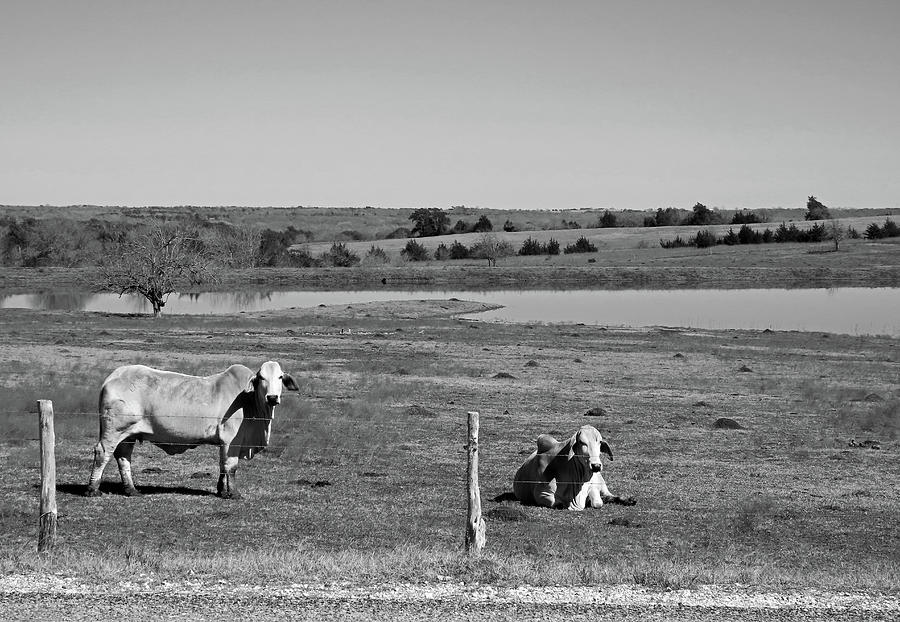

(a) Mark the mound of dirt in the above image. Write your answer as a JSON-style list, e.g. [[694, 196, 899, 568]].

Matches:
[[493, 372, 517, 379], [713, 417, 745, 430], [583, 406, 607, 417]]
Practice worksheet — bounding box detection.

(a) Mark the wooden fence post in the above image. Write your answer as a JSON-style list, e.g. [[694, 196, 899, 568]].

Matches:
[[465, 410, 486, 554], [38, 400, 57, 553]]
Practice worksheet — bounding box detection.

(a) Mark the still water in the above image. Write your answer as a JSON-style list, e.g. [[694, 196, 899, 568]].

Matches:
[[1, 288, 898, 336]]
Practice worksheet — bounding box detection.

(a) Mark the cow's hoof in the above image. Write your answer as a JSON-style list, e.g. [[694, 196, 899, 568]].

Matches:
[[84, 488, 102, 498], [123, 487, 143, 497]]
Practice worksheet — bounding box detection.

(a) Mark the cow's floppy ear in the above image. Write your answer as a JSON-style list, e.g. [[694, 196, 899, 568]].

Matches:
[[245, 374, 258, 393], [600, 440, 614, 461], [282, 373, 300, 391]]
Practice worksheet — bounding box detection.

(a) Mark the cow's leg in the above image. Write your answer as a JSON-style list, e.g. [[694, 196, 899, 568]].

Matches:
[[569, 480, 592, 511], [533, 480, 557, 508], [85, 440, 114, 497], [114, 437, 141, 497], [589, 472, 636, 507], [217, 446, 241, 499]]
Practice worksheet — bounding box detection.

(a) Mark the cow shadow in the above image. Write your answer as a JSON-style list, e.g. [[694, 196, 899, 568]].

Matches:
[[54, 482, 215, 497]]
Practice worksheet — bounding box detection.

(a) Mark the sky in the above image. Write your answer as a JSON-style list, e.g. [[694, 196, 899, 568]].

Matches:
[[2, 1, 898, 211]]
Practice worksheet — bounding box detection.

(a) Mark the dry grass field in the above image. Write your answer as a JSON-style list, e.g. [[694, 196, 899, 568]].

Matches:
[[0, 300, 897, 591]]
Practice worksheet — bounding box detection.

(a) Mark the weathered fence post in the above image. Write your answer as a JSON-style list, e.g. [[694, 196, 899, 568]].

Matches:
[[38, 400, 57, 553], [465, 410, 486, 554]]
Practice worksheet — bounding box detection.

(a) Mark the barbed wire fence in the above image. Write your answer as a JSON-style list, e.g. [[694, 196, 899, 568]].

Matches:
[[28, 400, 489, 556]]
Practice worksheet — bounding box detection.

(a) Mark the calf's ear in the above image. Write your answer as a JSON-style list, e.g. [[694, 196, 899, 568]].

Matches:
[[283, 373, 300, 391], [600, 440, 614, 461], [245, 374, 258, 393]]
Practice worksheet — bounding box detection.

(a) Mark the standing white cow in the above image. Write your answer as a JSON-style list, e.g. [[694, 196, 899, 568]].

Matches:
[[513, 425, 635, 510], [85, 361, 299, 499]]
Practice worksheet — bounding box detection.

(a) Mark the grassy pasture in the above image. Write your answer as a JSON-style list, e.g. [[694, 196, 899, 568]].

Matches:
[[0, 301, 897, 590], [299, 214, 894, 258]]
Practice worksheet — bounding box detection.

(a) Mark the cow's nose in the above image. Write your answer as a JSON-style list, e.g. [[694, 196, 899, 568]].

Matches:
[[590, 463, 603, 473], [266, 395, 280, 406]]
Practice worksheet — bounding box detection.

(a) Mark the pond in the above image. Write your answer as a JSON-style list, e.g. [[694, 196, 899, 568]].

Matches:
[[2, 287, 898, 336]]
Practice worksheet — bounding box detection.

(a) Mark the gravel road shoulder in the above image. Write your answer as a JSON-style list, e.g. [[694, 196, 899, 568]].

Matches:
[[2, 576, 898, 621]]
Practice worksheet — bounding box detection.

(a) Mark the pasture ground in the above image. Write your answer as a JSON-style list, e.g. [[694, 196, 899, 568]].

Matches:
[[0, 299, 898, 597]]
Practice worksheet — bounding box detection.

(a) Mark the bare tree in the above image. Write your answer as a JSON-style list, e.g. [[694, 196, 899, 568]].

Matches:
[[98, 225, 218, 316], [829, 219, 845, 251], [470, 233, 514, 267]]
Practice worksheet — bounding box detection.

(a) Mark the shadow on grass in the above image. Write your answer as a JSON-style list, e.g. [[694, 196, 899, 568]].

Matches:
[[53, 482, 215, 497]]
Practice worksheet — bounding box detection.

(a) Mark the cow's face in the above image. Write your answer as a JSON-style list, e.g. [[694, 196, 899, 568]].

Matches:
[[248, 361, 300, 408], [573, 425, 614, 473]]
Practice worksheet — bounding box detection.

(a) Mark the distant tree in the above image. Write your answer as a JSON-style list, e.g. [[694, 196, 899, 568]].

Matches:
[[598, 211, 617, 228], [409, 208, 449, 237], [518, 237, 544, 256], [805, 196, 831, 220], [865, 222, 883, 240], [434, 242, 451, 260], [563, 236, 598, 254], [829, 219, 845, 251], [98, 225, 218, 317], [731, 210, 762, 225], [364, 245, 390, 264], [451, 219, 471, 234], [401, 239, 429, 261], [321, 242, 360, 267], [649, 207, 683, 227], [470, 233, 514, 267], [693, 229, 718, 248], [472, 215, 493, 233], [544, 238, 561, 255], [882, 218, 900, 237], [449, 240, 470, 259], [686, 203, 713, 226], [502, 219, 518, 232]]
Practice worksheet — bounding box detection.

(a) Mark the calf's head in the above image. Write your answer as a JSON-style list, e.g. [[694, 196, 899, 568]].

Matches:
[[246, 361, 300, 408], [572, 425, 614, 472]]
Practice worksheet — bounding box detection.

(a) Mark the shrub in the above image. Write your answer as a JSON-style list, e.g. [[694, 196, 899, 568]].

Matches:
[[597, 211, 617, 228], [401, 239, 429, 261], [545, 238, 560, 255], [737, 224, 761, 244], [660, 236, 690, 249], [731, 211, 763, 225], [502, 220, 517, 232], [693, 229, 718, 248], [451, 220, 471, 234], [882, 218, 900, 238], [321, 242, 360, 267], [472, 215, 493, 233], [563, 236, 597, 254], [434, 243, 451, 260], [519, 237, 544, 256], [448, 241, 469, 259], [364, 245, 389, 264]]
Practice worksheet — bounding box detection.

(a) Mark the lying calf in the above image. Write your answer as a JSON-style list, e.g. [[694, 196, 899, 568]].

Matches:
[[513, 424, 635, 510]]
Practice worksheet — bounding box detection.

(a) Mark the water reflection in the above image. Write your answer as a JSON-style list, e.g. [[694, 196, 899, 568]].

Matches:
[[1, 288, 898, 336]]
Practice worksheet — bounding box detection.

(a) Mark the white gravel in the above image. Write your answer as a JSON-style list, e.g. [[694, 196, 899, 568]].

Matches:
[[2, 574, 898, 613]]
